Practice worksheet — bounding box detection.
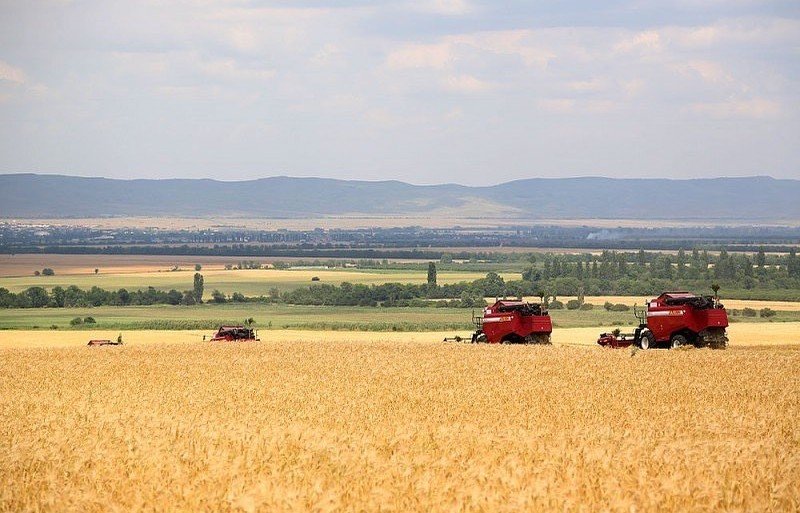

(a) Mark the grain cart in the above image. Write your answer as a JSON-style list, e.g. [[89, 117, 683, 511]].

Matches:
[[210, 325, 259, 342], [597, 292, 728, 350], [446, 300, 552, 344]]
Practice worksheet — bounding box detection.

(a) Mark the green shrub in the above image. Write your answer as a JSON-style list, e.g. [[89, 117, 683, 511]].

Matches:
[[610, 303, 630, 312], [759, 308, 776, 318], [566, 299, 582, 310], [742, 307, 757, 317], [580, 303, 594, 310], [69, 317, 83, 326], [549, 300, 564, 310], [603, 302, 613, 311], [83, 316, 96, 324], [42, 268, 55, 276]]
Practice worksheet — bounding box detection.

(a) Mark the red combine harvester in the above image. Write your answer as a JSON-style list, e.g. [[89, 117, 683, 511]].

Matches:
[[597, 291, 729, 350], [210, 325, 259, 342], [446, 300, 552, 344]]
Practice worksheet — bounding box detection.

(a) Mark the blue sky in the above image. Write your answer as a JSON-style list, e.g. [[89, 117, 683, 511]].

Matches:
[[0, 0, 798, 184]]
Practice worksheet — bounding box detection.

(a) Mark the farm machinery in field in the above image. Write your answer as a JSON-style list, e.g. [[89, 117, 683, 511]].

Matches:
[[597, 292, 729, 350], [209, 325, 259, 342], [87, 339, 123, 346], [445, 300, 552, 344]]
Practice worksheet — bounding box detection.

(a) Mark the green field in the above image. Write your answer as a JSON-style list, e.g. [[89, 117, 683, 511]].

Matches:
[[1, 303, 797, 332], [0, 268, 511, 298]]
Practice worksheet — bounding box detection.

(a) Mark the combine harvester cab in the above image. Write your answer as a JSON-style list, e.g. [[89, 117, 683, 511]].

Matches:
[[210, 325, 259, 342], [597, 291, 728, 350], [472, 300, 552, 344]]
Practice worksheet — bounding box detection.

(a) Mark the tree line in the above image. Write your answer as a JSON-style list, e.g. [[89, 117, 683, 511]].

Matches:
[[0, 273, 206, 308], [2, 248, 800, 309]]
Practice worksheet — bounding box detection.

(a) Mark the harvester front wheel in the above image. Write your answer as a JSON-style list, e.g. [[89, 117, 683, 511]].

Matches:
[[639, 331, 654, 350], [670, 334, 687, 350]]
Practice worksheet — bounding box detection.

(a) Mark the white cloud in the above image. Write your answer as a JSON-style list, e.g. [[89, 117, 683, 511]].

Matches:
[[111, 52, 170, 76], [621, 79, 645, 96], [0, 61, 26, 84], [537, 98, 576, 113], [442, 74, 493, 93], [614, 30, 663, 54], [456, 30, 553, 68], [227, 26, 260, 52], [386, 42, 452, 70], [691, 97, 781, 119], [409, 0, 474, 16], [537, 98, 617, 114], [568, 78, 606, 92], [444, 107, 464, 120], [676, 59, 733, 84], [385, 29, 554, 74], [198, 59, 275, 81]]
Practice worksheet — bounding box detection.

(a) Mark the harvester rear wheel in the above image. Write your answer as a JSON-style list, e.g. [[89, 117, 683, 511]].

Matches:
[[525, 333, 552, 345], [701, 329, 728, 350], [710, 337, 729, 350], [670, 334, 687, 349]]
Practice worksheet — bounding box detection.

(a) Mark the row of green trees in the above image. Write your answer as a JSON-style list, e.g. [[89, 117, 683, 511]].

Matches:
[[0, 273, 206, 308], [3, 246, 800, 309], [521, 249, 800, 295]]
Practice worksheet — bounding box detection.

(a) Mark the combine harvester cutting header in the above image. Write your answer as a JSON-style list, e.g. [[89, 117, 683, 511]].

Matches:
[[598, 291, 729, 350]]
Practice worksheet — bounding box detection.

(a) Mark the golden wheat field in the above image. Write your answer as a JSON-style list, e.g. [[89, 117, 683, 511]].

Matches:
[[1, 339, 799, 512]]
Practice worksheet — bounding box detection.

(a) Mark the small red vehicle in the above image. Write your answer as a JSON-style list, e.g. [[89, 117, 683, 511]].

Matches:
[[464, 300, 552, 344], [597, 291, 729, 350], [210, 325, 259, 342]]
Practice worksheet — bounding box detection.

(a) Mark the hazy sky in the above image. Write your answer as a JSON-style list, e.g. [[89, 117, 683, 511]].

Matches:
[[1, 1, 798, 185]]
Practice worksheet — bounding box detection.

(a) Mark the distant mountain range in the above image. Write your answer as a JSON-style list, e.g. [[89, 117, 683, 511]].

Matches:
[[1, 173, 798, 221]]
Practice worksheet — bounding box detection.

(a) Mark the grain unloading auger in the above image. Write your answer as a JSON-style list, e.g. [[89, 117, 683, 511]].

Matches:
[[444, 300, 553, 344], [597, 291, 729, 350]]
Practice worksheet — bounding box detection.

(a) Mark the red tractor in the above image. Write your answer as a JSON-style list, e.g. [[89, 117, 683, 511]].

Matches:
[[210, 325, 259, 342], [446, 300, 552, 344], [597, 292, 728, 350]]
